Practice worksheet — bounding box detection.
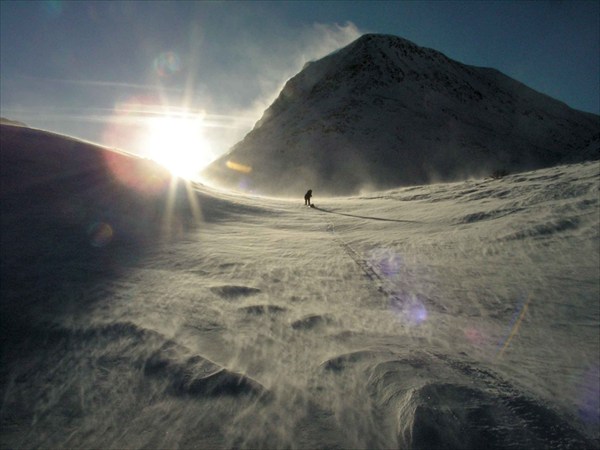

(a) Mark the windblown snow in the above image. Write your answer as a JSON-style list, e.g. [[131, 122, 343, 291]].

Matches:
[[1, 124, 598, 449]]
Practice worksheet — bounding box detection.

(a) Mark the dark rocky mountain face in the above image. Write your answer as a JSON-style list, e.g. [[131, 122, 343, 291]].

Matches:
[[202, 34, 599, 196]]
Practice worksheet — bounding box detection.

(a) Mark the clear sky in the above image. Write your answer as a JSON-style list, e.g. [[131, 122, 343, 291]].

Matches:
[[1, 1, 598, 170]]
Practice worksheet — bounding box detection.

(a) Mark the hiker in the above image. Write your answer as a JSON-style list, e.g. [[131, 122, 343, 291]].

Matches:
[[304, 189, 313, 206]]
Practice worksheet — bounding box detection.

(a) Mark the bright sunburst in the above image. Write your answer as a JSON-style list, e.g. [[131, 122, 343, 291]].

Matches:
[[143, 115, 212, 180]]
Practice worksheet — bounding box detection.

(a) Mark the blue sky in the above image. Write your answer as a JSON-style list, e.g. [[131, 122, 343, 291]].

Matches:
[[1, 1, 598, 163]]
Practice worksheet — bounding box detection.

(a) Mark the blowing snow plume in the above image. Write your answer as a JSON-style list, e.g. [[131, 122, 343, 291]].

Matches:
[[170, 21, 362, 162], [202, 34, 599, 196]]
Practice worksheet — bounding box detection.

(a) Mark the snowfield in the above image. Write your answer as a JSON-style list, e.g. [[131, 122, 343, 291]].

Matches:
[[1, 125, 599, 449]]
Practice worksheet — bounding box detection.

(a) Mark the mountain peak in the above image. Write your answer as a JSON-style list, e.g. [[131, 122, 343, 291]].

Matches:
[[349, 33, 427, 52], [203, 34, 599, 196]]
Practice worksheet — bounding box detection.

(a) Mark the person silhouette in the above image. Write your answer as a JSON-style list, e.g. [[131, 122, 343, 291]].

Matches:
[[304, 189, 313, 206]]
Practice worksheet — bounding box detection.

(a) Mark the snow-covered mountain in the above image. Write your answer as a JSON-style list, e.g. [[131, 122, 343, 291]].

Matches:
[[202, 34, 599, 196], [1, 125, 599, 448]]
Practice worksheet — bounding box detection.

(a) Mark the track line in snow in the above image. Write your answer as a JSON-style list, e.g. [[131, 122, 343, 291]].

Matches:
[[323, 216, 433, 327], [324, 219, 395, 300]]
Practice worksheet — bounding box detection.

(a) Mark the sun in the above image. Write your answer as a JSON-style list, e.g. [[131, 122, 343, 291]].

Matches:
[[143, 115, 213, 180]]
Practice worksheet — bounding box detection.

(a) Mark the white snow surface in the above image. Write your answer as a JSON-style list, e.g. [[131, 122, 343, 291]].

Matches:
[[1, 125, 599, 449]]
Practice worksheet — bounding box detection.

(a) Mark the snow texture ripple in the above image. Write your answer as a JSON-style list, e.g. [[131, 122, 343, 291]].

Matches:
[[1, 125, 599, 449]]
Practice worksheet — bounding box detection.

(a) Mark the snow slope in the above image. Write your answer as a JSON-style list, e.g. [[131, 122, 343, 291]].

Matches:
[[202, 34, 599, 196], [1, 126, 599, 449]]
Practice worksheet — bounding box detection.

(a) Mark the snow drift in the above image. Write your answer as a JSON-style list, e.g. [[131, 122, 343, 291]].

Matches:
[[202, 34, 599, 196], [1, 125, 599, 449]]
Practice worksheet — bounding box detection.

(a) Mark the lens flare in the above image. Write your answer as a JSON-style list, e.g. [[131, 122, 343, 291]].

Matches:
[[153, 51, 181, 78], [368, 247, 404, 278], [496, 293, 532, 358], [102, 94, 158, 154], [226, 160, 253, 174], [237, 178, 253, 192], [464, 327, 485, 346], [41, 0, 63, 19], [103, 149, 171, 194], [88, 222, 113, 247], [577, 366, 600, 426], [390, 293, 428, 325]]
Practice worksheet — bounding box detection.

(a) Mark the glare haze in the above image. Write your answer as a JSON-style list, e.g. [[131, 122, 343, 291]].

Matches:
[[1, 1, 599, 166]]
